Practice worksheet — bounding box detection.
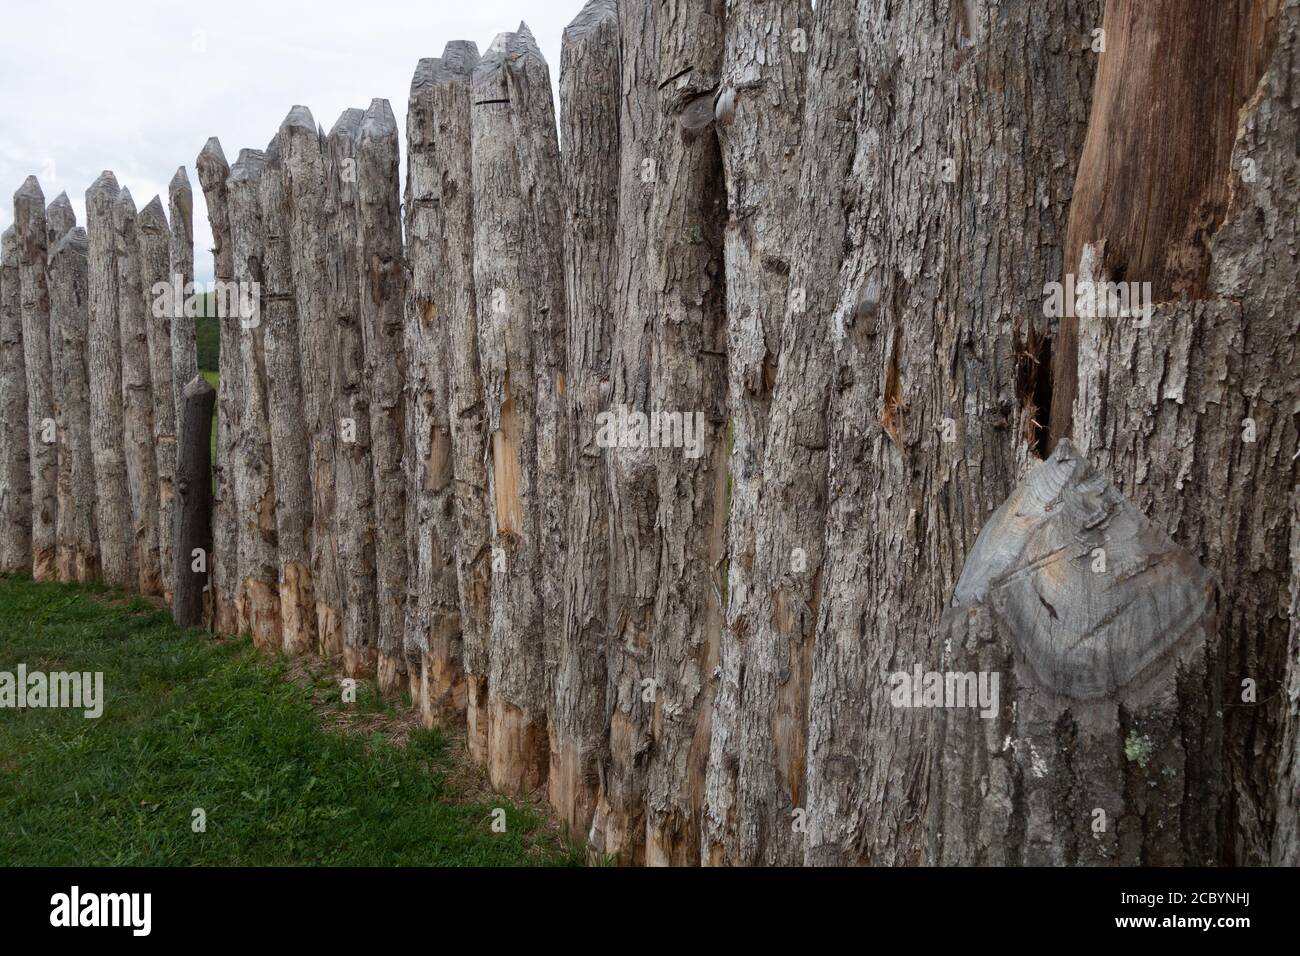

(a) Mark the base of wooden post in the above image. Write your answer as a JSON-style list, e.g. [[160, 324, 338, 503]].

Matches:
[[548, 731, 598, 842], [343, 642, 377, 679], [316, 602, 343, 657], [56, 547, 98, 585], [278, 561, 315, 656], [466, 673, 489, 766], [487, 693, 548, 795], [237, 578, 282, 650], [419, 648, 466, 729]]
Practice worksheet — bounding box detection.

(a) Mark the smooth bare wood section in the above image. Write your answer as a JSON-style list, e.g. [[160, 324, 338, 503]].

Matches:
[[803, 0, 1097, 866], [280, 106, 343, 656], [227, 148, 281, 650], [591, 0, 657, 867], [168, 168, 198, 431], [0, 226, 32, 573], [704, 0, 854, 868], [1049, 0, 1283, 444], [472, 34, 549, 795], [405, 55, 469, 727], [643, 0, 729, 867], [261, 135, 316, 657], [356, 99, 408, 696], [85, 172, 133, 589], [48, 227, 99, 583], [139, 197, 177, 602], [14, 177, 58, 581], [550, 0, 619, 842], [174, 375, 215, 628], [196, 139, 240, 633], [113, 189, 163, 596], [327, 108, 379, 678], [940, 441, 1221, 865], [1072, 0, 1300, 864]]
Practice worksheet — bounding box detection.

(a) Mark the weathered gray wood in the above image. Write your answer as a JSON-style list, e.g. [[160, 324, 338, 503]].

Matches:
[[139, 197, 177, 601], [85, 172, 134, 589], [48, 227, 98, 583], [704, 0, 855, 868], [45, 192, 76, 255], [939, 440, 1220, 865], [356, 98, 408, 695], [472, 34, 549, 794], [641, 0, 729, 867], [1070, 0, 1300, 865], [550, 0, 620, 841], [802, 0, 1098, 866], [405, 55, 468, 726], [1280, 482, 1300, 865], [174, 374, 216, 628], [0, 226, 32, 573], [591, 0, 658, 867], [196, 138, 240, 633], [226, 148, 280, 649], [168, 168, 198, 431], [326, 108, 379, 677], [260, 134, 316, 656], [506, 24, 570, 703], [113, 188, 163, 596], [280, 106, 343, 656], [14, 177, 58, 581]]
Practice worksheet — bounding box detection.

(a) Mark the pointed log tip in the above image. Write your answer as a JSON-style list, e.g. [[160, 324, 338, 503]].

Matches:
[[16, 175, 45, 202], [474, 34, 514, 84], [229, 148, 267, 183], [441, 41, 480, 75], [565, 0, 617, 39], [329, 108, 364, 140], [87, 170, 120, 200], [197, 137, 229, 171], [183, 373, 215, 398], [140, 195, 168, 228], [51, 226, 89, 259], [360, 99, 398, 143], [509, 23, 545, 63], [281, 104, 318, 134], [411, 57, 439, 93], [114, 187, 137, 212], [265, 132, 282, 161], [169, 166, 191, 193], [48, 191, 73, 211]]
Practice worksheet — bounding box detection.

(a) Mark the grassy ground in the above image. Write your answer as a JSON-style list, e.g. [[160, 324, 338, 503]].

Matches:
[[0, 574, 579, 866]]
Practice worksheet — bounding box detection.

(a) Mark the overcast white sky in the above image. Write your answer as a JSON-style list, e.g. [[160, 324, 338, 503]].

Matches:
[[0, 0, 577, 283]]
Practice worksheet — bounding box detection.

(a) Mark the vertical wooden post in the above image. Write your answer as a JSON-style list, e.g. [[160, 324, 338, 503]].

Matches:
[[174, 374, 216, 628], [196, 138, 241, 633], [356, 98, 408, 696], [226, 147, 280, 648], [45, 193, 76, 254], [14, 177, 58, 582], [168, 168, 198, 430], [48, 227, 99, 583], [551, 0, 620, 841], [472, 33, 549, 795], [0, 226, 31, 574], [326, 108, 379, 677], [113, 188, 163, 596], [85, 172, 134, 589], [261, 133, 316, 656], [280, 106, 344, 657], [405, 56, 468, 725], [139, 197, 177, 603]]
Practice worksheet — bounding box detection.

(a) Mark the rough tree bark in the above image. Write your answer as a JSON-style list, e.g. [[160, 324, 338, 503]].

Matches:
[[355, 99, 408, 696], [173, 374, 216, 629], [196, 138, 241, 633], [168, 168, 198, 431], [420, 43, 493, 756], [112, 188, 163, 596], [591, 0, 658, 866], [326, 108, 379, 677], [139, 196, 177, 603], [84, 172, 133, 589], [704, 0, 856, 867], [1059, 0, 1295, 867], [405, 55, 467, 726], [281, 106, 344, 656], [261, 134, 316, 656], [550, 0, 620, 841], [938, 439, 1222, 865], [642, 0, 730, 867], [226, 148, 281, 649], [506, 24, 570, 696], [0, 226, 32, 573], [471, 34, 549, 794], [802, 0, 1098, 866], [48, 226, 98, 583], [14, 177, 58, 582]]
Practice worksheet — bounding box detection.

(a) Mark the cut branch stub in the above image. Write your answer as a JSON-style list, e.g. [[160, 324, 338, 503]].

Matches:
[[952, 438, 1214, 701]]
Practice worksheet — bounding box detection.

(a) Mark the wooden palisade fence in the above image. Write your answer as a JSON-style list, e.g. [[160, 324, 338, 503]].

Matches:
[[0, 0, 1297, 866]]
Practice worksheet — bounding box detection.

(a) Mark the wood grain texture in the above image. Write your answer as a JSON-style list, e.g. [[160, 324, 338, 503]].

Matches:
[[174, 374, 215, 628], [168, 168, 197, 431], [0, 226, 32, 573], [139, 196, 177, 602]]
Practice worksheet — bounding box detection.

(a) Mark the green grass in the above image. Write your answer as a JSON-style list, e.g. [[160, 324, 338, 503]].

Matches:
[[0, 574, 579, 866]]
